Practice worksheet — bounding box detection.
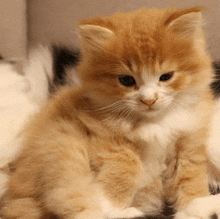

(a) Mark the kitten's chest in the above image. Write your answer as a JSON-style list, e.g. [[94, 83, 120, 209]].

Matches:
[[136, 123, 177, 183], [133, 109, 200, 187], [131, 127, 178, 202], [138, 123, 177, 150], [136, 107, 199, 159]]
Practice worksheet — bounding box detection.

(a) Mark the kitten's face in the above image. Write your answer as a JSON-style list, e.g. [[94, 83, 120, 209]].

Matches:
[[77, 7, 213, 119], [96, 59, 189, 119], [116, 63, 176, 118]]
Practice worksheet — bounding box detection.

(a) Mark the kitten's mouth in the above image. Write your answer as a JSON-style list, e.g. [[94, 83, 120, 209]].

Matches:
[[147, 107, 156, 111], [137, 104, 157, 112], [147, 107, 160, 114], [146, 104, 159, 111], [141, 105, 163, 117]]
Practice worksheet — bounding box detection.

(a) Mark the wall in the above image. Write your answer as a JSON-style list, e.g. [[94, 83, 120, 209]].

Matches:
[[28, 0, 220, 60], [0, 1, 218, 60], [0, 0, 27, 59]]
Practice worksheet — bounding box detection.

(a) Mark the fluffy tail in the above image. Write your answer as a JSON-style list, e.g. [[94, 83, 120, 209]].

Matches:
[[23, 44, 54, 107]]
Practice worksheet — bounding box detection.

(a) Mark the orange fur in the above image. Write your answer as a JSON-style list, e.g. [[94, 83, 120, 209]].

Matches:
[[1, 6, 216, 219]]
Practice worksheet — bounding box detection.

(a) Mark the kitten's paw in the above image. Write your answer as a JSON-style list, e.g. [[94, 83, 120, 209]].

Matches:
[[175, 194, 220, 219], [175, 210, 200, 219], [107, 207, 144, 218], [76, 210, 103, 219]]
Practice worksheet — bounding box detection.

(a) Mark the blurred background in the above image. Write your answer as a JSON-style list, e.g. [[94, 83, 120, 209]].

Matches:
[[0, 0, 219, 60]]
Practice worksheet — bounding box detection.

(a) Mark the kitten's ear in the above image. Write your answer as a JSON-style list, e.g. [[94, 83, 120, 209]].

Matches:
[[77, 24, 114, 50], [166, 8, 203, 39]]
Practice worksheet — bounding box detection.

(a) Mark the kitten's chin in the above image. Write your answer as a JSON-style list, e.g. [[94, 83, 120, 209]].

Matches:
[[144, 110, 160, 118], [140, 107, 166, 119]]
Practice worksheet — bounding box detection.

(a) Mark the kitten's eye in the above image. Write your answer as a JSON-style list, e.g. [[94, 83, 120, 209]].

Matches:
[[159, 72, 174, 82], [118, 75, 136, 87]]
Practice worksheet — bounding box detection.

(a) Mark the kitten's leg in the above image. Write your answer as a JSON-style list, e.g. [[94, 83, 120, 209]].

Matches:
[[165, 135, 210, 211], [1, 138, 103, 219], [1, 197, 43, 219], [174, 194, 220, 219], [42, 153, 104, 219], [44, 175, 104, 219], [165, 138, 211, 218], [175, 159, 210, 211], [43, 151, 144, 219], [94, 148, 145, 219], [1, 139, 143, 219], [131, 179, 164, 216], [165, 157, 210, 212]]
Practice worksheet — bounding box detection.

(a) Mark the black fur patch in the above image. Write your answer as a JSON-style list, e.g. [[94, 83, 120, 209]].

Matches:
[[52, 46, 80, 85], [211, 213, 218, 219], [211, 61, 220, 97]]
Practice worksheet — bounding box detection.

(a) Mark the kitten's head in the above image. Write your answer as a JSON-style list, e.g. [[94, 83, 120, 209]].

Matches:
[[76, 7, 213, 120]]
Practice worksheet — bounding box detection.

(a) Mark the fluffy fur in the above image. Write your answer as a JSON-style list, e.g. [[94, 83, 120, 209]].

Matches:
[[0, 7, 217, 219], [0, 46, 53, 199], [209, 104, 220, 165], [207, 98, 220, 190]]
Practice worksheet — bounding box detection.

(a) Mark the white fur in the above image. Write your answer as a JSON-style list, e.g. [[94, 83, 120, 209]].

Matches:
[[0, 46, 53, 199], [175, 194, 220, 219], [135, 86, 205, 202], [97, 188, 144, 218], [172, 97, 220, 219], [135, 84, 220, 218], [138, 96, 200, 156], [207, 98, 220, 169], [0, 63, 38, 166], [24, 45, 53, 106]]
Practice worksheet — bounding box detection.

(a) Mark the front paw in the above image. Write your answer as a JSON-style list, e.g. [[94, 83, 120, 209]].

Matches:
[[175, 194, 220, 219], [106, 207, 144, 219], [175, 210, 202, 219], [76, 210, 103, 219]]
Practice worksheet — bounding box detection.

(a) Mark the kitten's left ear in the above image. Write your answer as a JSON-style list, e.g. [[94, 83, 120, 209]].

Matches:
[[166, 7, 204, 39], [77, 24, 115, 50]]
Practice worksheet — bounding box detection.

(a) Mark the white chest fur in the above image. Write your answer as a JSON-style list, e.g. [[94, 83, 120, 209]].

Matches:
[[138, 106, 200, 147], [135, 107, 200, 186]]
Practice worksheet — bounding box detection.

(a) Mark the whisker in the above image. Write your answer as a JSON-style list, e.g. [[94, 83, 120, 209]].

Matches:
[[116, 107, 131, 124], [97, 105, 125, 115], [112, 107, 134, 136], [93, 100, 126, 112], [112, 108, 129, 135], [101, 105, 127, 123], [124, 108, 134, 121]]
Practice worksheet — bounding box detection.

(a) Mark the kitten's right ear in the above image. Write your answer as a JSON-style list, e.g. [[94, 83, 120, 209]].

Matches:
[[166, 7, 204, 39], [77, 24, 114, 50]]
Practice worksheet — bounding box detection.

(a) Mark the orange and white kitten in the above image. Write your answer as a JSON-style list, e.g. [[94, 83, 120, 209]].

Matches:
[[1, 7, 216, 219]]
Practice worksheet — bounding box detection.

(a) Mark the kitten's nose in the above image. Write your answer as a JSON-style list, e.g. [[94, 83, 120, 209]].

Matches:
[[141, 98, 157, 107]]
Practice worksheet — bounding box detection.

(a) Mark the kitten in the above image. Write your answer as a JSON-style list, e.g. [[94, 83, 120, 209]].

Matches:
[[1, 6, 216, 219]]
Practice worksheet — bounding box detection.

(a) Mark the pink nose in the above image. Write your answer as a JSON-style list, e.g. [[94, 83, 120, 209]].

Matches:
[[141, 99, 157, 106]]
